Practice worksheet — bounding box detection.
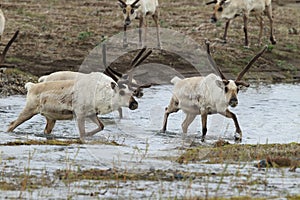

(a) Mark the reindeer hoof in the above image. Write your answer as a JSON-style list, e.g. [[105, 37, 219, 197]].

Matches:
[[201, 137, 205, 143], [159, 129, 166, 133], [234, 133, 242, 143]]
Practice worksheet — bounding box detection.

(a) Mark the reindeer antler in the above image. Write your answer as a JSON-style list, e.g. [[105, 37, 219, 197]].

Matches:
[[235, 45, 267, 82], [102, 43, 121, 82], [205, 39, 227, 80], [206, 0, 218, 5], [118, 0, 127, 8], [131, 0, 140, 7], [0, 30, 19, 66]]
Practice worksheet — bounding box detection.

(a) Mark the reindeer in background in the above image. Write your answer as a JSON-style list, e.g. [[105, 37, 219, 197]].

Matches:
[[118, 0, 161, 48], [206, 0, 276, 47]]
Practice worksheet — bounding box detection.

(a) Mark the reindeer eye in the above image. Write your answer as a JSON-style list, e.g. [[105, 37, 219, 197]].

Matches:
[[119, 90, 125, 96], [123, 9, 126, 14], [225, 87, 228, 93], [217, 7, 223, 12], [130, 9, 134, 14]]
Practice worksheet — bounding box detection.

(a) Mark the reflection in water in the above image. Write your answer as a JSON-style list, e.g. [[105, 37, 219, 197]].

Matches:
[[0, 84, 299, 144]]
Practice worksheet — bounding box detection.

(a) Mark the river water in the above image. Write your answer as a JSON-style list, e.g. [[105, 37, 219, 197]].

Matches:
[[0, 83, 299, 199]]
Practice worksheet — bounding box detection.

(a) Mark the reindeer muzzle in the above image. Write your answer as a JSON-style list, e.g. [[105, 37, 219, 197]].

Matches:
[[210, 15, 217, 23], [129, 98, 138, 110], [229, 97, 238, 107], [125, 18, 131, 26]]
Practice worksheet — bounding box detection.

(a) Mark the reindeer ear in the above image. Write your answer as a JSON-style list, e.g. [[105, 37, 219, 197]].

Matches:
[[118, 2, 125, 8], [215, 80, 225, 89], [132, 4, 140, 9], [111, 82, 117, 91]]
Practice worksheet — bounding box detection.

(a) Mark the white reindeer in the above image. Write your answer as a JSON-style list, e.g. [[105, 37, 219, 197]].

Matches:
[[118, 0, 161, 48], [37, 46, 152, 118], [7, 72, 138, 139], [161, 41, 267, 142], [206, 0, 276, 47]]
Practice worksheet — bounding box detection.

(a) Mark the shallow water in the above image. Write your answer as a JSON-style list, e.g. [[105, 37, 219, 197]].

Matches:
[[3, 83, 298, 144], [0, 83, 299, 199]]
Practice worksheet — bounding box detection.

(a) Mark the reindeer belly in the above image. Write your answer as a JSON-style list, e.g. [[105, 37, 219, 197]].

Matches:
[[39, 93, 74, 120]]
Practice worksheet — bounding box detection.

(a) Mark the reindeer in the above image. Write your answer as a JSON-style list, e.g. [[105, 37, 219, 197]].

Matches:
[[161, 41, 267, 142], [206, 0, 276, 47], [38, 46, 152, 118], [118, 0, 161, 48], [7, 72, 139, 140]]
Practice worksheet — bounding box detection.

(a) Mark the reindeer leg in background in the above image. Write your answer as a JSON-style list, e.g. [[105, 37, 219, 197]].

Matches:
[[257, 15, 264, 45], [223, 20, 230, 43], [123, 25, 128, 48], [139, 16, 144, 47], [265, 4, 276, 44], [152, 9, 161, 48], [243, 14, 249, 47]]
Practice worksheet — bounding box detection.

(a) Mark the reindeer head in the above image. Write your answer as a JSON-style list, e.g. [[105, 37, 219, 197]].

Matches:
[[118, 0, 140, 26], [111, 82, 138, 110], [205, 40, 267, 107], [206, 0, 231, 23]]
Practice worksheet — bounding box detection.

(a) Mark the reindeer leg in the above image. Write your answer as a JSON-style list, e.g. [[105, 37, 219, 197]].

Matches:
[[257, 15, 264, 46], [139, 16, 144, 47], [201, 113, 208, 142], [181, 114, 196, 134], [76, 116, 86, 140], [221, 109, 242, 142], [223, 20, 230, 43], [7, 108, 37, 132], [85, 114, 104, 137], [117, 107, 123, 119], [44, 117, 56, 134], [123, 24, 128, 48], [152, 9, 161, 49], [161, 97, 179, 133], [243, 14, 249, 47], [265, 4, 276, 45]]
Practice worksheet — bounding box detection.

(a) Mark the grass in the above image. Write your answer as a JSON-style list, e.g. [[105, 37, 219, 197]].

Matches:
[[176, 142, 300, 165]]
